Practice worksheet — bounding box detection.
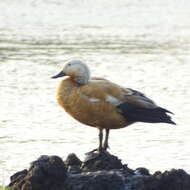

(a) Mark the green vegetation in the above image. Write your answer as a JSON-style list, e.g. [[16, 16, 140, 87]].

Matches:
[[0, 187, 11, 190]]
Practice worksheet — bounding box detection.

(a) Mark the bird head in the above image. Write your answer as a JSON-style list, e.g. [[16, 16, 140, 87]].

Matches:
[[52, 60, 90, 85]]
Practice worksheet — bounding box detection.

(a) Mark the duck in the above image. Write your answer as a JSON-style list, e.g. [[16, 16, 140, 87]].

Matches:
[[52, 60, 176, 152]]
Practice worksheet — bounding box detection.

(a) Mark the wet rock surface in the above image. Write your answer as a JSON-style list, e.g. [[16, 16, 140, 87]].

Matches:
[[8, 152, 190, 190]]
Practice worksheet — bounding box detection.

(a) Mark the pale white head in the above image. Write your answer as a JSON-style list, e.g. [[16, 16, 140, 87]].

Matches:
[[52, 60, 90, 85]]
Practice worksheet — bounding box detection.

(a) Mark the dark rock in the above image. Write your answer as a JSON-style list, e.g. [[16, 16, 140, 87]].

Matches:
[[30, 155, 67, 180], [67, 165, 82, 174], [82, 151, 123, 171], [9, 155, 67, 190], [122, 164, 134, 176], [125, 169, 190, 190], [10, 169, 28, 182], [8, 152, 190, 190], [65, 153, 82, 167], [9, 169, 28, 190], [64, 171, 125, 190], [153, 171, 162, 177], [134, 167, 150, 176], [65, 153, 82, 174], [157, 169, 190, 190], [126, 175, 160, 190]]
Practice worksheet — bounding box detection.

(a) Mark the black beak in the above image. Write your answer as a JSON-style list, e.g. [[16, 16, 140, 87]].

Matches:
[[51, 71, 66, 79]]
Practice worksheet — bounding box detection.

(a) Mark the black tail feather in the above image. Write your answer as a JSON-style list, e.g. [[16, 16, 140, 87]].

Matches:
[[160, 107, 174, 115], [117, 103, 176, 125]]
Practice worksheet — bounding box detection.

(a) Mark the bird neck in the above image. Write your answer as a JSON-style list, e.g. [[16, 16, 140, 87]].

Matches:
[[73, 73, 90, 85]]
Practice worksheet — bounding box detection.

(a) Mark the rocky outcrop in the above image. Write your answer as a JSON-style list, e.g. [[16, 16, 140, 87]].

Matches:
[[8, 152, 190, 190]]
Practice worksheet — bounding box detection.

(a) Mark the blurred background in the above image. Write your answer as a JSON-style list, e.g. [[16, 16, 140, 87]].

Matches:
[[0, 0, 190, 185]]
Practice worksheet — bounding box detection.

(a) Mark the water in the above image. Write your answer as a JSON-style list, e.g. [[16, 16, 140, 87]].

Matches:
[[0, 0, 190, 185]]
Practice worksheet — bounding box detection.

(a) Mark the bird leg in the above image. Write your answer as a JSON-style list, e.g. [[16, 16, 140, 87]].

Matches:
[[103, 129, 110, 150], [86, 128, 103, 154], [98, 128, 103, 152]]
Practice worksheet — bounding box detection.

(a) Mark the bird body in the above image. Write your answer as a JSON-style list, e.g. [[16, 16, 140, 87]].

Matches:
[[56, 77, 129, 129], [52, 60, 175, 152]]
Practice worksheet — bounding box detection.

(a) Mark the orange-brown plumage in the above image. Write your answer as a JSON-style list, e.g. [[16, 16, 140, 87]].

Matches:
[[56, 78, 128, 130], [52, 60, 175, 152]]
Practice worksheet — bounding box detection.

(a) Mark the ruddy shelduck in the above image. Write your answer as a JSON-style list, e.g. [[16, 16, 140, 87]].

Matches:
[[52, 60, 175, 152]]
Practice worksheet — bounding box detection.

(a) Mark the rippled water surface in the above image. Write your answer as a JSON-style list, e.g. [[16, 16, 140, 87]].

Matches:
[[0, 0, 190, 185]]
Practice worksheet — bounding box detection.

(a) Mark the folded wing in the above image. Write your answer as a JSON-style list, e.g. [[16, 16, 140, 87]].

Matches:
[[117, 88, 176, 125], [80, 79, 176, 125]]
